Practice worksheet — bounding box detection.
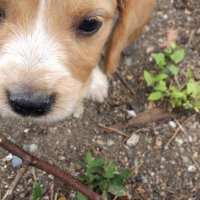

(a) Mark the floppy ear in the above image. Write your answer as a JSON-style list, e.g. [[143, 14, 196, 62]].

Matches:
[[104, 0, 155, 75]]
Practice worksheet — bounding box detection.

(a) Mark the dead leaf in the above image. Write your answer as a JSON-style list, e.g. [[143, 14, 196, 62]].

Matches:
[[159, 29, 178, 48]]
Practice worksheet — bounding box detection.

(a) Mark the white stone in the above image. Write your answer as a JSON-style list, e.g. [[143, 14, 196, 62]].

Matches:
[[187, 165, 196, 173], [107, 140, 114, 146], [126, 133, 140, 147], [29, 144, 38, 153], [127, 110, 136, 118], [175, 138, 183, 145], [2, 153, 13, 162], [169, 121, 176, 128]]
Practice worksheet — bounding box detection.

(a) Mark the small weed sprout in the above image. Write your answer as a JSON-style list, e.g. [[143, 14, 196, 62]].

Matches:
[[74, 152, 131, 200], [32, 182, 43, 200], [144, 43, 200, 112]]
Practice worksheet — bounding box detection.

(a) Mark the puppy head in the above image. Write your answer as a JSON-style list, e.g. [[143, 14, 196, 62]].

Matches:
[[0, 0, 155, 123], [0, 0, 117, 122]]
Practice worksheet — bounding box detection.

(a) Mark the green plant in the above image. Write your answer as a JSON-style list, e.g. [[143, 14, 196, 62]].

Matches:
[[32, 182, 43, 200], [144, 43, 200, 112], [74, 152, 131, 200]]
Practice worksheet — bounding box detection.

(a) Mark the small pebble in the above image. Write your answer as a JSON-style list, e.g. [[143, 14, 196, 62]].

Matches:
[[23, 128, 30, 133], [126, 133, 140, 147], [48, 174, 54, 180], [169, 121, 176, 128], [128, 102, 140, 114], [12, 156, 22, 168], [175, 138, 183, 145], [107, 140, 114, 146], [2, 153, 13, 162], [29, 144, 38, 153], [187, 165, 196, 173], [23, 144, 30, 152], [127, 110, 136, 118], [134, 174, 144, 182]]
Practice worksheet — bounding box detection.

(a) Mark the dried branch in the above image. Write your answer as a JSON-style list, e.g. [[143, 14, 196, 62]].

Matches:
[[0, 134, 103, 200], [2, 164, 29, 200]]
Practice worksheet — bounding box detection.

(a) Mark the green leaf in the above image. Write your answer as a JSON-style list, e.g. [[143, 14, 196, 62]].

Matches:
[[79, 175, 88, 182], [108, 185, 127, 197], [187, 68, 192, 79], [78, 162, 87, 171], [187, 79, 196, 95], [154, 81, 167, 92], [104, 161, 116, 179], [119, 170, 131, 180], [170, 42, 178, 50], [164, 47, 172, 58], [148, 92, 164, 101], [32, 182, 42, 200], [112, 175, 124, 186], [86, 169, 94, 182], [92, 159, 104, 167], [171, 91, 185, 99], [163, 67, 170, 74], [168, 65, 179, 75], [152, 53, 166, 69], [102, 190, 108, 200], [89, 166, 104, 174], [155, 73, 168, 81], [77, 192, 88, 200], [86, 152, 93, 167], [170, 49, 185, 63], [98, 180, 109, 192], [144, 71, 154, 86]]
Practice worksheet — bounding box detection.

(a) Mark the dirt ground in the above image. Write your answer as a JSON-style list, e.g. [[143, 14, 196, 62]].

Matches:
[[0, 0, 200, 199]]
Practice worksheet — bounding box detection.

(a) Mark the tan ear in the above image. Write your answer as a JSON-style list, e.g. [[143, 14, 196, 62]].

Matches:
[[104, 0, 155, 75]]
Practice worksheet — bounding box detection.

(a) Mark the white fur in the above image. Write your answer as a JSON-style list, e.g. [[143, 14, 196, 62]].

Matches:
[[0, 0, 69, 77], [89, 67, 108, 102]]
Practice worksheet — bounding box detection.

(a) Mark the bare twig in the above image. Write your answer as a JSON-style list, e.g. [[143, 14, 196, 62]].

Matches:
[[115, 71, 136, 96], [50, 183, 54, 200], [2, 164, 29, 200], [32, 167, 37, 181], [0, 134, 103, 200], [94, 120, 128, 137], [164, 114, 196, 149], [86, 113, 128, 137]]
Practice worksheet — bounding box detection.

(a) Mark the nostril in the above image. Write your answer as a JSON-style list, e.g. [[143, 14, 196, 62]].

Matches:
[[7, 90, 54, 117]]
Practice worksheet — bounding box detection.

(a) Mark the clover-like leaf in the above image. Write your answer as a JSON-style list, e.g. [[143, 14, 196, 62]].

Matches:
[[170, 49, 185, 63], [152, 53, 166, 69], [144, 71, 155, 86], [148, 92, 164, 101], [168, 65, 179, 75], [154, 81, 167, 92]]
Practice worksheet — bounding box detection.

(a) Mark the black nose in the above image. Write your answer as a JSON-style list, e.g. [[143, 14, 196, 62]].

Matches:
[[8, 90, 54, 117]]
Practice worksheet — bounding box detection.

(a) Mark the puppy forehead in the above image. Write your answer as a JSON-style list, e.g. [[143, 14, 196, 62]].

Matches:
[[3, 0, 116, 13]]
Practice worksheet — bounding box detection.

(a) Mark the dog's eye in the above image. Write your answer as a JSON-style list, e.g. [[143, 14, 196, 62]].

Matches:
[[0, 9, 6, 23], [77, 17, 102, 35]]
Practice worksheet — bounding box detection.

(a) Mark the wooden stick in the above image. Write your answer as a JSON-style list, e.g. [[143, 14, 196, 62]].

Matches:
[[0, 134, 103, 200]]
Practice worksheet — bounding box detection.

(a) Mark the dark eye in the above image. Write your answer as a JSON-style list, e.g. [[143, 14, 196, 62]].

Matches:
[[77, 17, 102, 35], [0, 9, 6, 23]]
